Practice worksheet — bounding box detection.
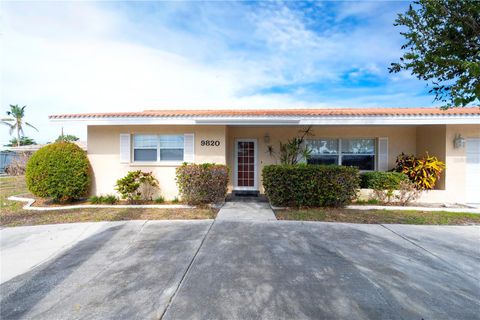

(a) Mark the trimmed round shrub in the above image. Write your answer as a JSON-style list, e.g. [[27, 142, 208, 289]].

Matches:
[[360, 171, 409, 190], [176, 163, 229, 205], [25, 142, 91, 202], [262, 164, 360, 207]]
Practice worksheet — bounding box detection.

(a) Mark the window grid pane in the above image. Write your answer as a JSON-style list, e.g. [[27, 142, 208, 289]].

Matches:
[[134, 135, 157, 149], [134, 149, 157, 162], [307, 139, 339, 155], [307, 155, 339, 165], [159, 135, 184, 161], [160, 135, 184, 149], [341, 139, 375, 154], [341, 155, 375, 170]]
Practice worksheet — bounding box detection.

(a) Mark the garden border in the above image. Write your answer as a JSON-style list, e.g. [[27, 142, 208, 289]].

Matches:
[[8, 196, 194, 211], [270, 204, 480, 214], [346, 205, 480, 214]]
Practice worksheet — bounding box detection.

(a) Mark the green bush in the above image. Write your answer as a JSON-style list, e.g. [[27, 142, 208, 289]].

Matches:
[[25, 142, 91, 202], [89, 195, 119, 204], [102, 194, 119, 204], [394, 153, 445, 190], [360, 172, 409, 190], [176, 163, 229, 204], [89, 195, 102, 204], [154, 196, 165, 204], [115, 171, 159, 203], [262, 164, 360, 207]]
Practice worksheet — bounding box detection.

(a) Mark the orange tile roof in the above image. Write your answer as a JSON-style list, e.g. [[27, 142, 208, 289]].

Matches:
[[49, 107, 480, 119]]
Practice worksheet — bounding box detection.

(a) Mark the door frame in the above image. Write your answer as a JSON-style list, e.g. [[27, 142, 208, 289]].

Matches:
[[233, 138, 258, 191]]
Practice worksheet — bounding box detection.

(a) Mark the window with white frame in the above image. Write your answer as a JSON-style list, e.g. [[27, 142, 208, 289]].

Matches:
[[307, 138, 376, 171], [133, 134, 184, 162]]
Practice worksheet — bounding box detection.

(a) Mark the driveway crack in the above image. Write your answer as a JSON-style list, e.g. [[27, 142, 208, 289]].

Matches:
[[380, 224, 478, 281], [159, 219, 215, 319]]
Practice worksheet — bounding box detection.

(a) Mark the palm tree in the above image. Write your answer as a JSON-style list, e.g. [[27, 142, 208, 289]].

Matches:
[[1, 105, 38, 147]]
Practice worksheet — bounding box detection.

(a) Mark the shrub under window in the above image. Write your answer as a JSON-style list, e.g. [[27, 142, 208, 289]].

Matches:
[[176, 163, 229, 205], [360, 171, 410, 190], [262, 164, 360, 207]]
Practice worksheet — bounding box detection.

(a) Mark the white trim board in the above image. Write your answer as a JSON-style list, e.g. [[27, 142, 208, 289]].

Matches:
[[50, 114, 480, 126]]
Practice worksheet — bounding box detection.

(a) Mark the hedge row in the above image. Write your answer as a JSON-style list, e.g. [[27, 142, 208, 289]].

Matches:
[[176, 163, 229, 205], [360, 171, 409, 190], [262, 164, 360, 207]]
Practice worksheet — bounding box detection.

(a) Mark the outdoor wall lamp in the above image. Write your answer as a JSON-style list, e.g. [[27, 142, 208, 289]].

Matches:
[[263, 133, 270, 144], [453, 134, 466, 149]]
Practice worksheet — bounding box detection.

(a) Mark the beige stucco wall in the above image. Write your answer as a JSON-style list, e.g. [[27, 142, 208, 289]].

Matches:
[[87, 123, 479, 203], [87, 125, 227, 199], [226, 125, 417, 193]]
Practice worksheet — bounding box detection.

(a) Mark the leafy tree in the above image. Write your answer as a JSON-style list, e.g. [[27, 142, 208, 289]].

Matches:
[[6, 136, 37, 147], [1, 105, 38, 146], [390, 0, 480, 108], [56, 134, 80, 142]]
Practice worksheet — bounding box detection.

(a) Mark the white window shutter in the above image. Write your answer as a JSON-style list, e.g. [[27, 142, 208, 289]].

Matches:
[[377, 137, 388, 171], [184, 133, 195, 163], [119, 134, 131, 163]]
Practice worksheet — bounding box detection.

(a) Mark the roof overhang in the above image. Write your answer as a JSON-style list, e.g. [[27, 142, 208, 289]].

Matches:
[[49, 114, 480, 125]]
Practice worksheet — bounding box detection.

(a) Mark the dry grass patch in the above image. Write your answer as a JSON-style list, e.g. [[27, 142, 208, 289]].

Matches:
[[275, 208, 480, 225], [1, 175, 216, 227], [1, 175, 27, 214], [1, 207, 217, 227]]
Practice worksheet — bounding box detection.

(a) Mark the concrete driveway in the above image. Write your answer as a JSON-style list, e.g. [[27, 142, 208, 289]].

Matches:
[[1, 220, 479, 319]]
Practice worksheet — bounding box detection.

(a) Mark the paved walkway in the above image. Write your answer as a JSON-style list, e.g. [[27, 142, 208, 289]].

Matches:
[[216, 201, 277, 221]]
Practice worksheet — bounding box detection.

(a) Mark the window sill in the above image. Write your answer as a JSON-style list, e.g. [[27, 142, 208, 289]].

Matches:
[[129, 161, 184, 167]]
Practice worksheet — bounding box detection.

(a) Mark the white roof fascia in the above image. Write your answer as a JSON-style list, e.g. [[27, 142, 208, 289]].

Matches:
[[298, 115, 480, 125], [49, 114, 480, 125]]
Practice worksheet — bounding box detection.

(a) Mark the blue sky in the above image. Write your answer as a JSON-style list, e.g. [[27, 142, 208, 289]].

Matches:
[[1, 1, 438, 144]]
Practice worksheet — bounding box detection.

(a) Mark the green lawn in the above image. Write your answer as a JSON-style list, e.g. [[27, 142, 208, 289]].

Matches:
[[0, 176, 217, 227], [275, 208, 480, 225]]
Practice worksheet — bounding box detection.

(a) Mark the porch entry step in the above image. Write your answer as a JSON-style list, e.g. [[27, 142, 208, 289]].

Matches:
[[233, 190, 260, 197], [216, 202, 277, 221], [226, 192, 268, 203]]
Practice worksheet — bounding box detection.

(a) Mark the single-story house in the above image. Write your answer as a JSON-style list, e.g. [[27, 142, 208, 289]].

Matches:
[[50, 107, 480, 204]]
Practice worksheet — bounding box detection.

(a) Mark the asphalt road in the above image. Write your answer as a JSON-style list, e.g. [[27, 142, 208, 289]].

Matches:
[[1, 220, 479, 319]]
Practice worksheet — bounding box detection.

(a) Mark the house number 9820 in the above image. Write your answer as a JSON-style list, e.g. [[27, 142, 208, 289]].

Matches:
[[201, 140, 220, 147]]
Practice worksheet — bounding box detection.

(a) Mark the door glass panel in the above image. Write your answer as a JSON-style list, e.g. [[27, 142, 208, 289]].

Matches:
[[237, 141, 255, 187]]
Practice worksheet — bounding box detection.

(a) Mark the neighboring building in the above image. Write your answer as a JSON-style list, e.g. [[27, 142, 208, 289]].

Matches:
[[50, 108, 480, 203], [0, 142, 87, 174]]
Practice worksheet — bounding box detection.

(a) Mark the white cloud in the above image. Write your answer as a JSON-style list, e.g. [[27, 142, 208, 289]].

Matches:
[[0, 1, 434, 145]]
